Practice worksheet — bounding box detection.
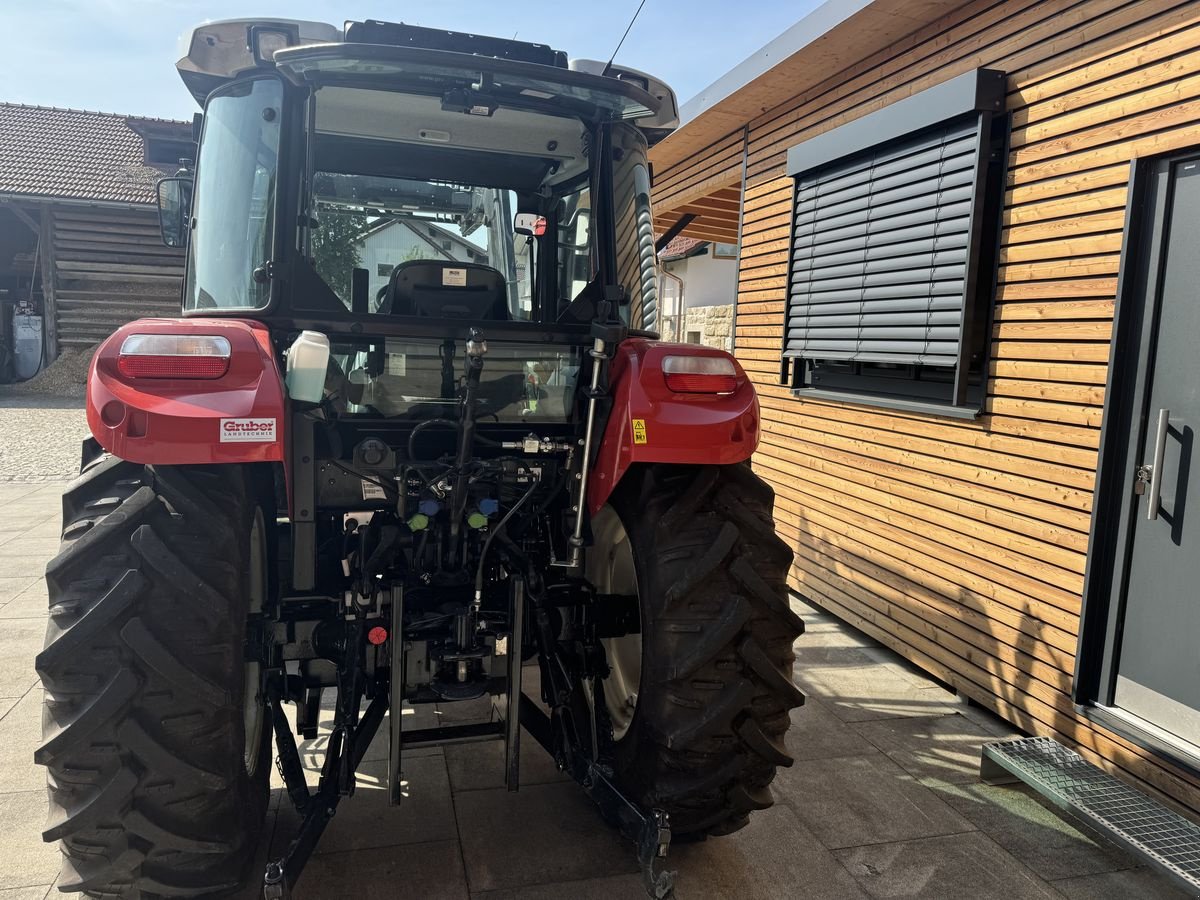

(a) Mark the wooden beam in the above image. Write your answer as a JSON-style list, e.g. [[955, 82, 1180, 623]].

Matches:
[[39, 206, 59, 359], [653, 169, 743, 216], [677, 201, 741, 219], [6, 204, 39, 234], [679, 195, 742, 212], [654, 213, 696, 253], [654, 214, 739, 236], [676, 224, 741, 243]]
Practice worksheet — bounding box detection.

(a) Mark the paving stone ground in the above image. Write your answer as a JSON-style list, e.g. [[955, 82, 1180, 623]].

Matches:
[[0, 435, 1190, 898]]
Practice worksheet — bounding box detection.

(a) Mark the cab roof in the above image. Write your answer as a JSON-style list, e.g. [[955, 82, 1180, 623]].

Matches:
[[176, 18, 679, 141]]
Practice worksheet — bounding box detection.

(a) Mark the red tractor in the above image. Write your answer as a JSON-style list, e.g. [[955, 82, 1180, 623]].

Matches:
[[36, 19, 803, 898]]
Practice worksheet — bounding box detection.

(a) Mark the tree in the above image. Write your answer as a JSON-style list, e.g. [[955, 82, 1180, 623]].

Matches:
[[311, 205, 368, 302]]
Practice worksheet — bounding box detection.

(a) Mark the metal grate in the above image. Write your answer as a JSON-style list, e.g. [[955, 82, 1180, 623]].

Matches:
[[982, 736, 1200, 895]]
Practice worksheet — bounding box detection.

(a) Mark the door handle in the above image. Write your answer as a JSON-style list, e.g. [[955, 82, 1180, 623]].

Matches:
[[1145, 408, 1170, 521]]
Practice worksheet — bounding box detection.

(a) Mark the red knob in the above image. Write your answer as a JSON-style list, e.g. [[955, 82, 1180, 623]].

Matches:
[[368, 626, 388, 645]]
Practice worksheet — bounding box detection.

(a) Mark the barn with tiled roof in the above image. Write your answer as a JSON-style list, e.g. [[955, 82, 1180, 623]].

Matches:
[[0, 104, 192, 369]]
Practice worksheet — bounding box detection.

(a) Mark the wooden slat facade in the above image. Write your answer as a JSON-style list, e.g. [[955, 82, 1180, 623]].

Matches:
[[652, 0, 1200, 814], [48, 205, 182, 348]]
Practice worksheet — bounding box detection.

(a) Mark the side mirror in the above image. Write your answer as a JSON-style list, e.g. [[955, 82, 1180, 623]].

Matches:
[[513, 212, 546, 236], [157, 177, 193, 248], [565, 208, 591, 249]]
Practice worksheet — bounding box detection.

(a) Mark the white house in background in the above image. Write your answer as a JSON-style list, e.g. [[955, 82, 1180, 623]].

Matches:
[[657, 236, 738, 350], [360, 218, 490, 299]]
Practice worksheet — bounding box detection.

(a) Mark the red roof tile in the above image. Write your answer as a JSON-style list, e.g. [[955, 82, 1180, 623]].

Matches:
[[658, 235, 707, 260], [0, 103, 190, 205]]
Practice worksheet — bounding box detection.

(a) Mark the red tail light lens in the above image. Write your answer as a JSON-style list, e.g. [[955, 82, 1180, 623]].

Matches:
[[117, 334, 231, 379], [662, 355, 738, 394]]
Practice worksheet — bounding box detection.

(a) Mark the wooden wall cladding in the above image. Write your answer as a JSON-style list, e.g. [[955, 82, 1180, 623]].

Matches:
[[654, 0, 1200, 811], [50, 205, 182, 347]]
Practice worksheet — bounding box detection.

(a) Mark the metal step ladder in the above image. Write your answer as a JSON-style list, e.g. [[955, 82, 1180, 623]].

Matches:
[[981, 736, 1200, 896]]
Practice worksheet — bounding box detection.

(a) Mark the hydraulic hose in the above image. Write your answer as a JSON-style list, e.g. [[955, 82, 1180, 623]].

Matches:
[[473, 464, 540, 603]]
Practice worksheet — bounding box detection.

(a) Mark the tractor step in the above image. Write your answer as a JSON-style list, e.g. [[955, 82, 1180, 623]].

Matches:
[[980, 736, 1200, 895]]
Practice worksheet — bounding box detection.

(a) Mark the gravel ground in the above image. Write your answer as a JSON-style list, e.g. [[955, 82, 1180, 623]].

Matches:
[[0, 395, 89, 481], [3, 346, 95, 399]]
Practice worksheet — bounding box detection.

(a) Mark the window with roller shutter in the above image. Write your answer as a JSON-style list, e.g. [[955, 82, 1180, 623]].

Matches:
[[780, 68, 1008, 417]]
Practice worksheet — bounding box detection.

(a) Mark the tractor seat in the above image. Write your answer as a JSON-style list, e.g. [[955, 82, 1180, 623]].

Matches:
[[378, 260, 509, 320]]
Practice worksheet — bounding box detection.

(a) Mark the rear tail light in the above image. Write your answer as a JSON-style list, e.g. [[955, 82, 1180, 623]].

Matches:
[[117, 334, 231, 379], [662, 355, 738, 394]]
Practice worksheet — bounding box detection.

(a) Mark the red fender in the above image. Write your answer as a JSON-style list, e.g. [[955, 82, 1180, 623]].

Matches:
[[587, 339, 760, 513], [86, 318, 286, 466]]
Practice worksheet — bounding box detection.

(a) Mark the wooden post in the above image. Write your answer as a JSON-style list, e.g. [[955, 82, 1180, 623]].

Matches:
[[38, 205, 59, 360]]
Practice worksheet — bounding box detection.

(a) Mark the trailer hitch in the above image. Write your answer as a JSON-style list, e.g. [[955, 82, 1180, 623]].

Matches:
[[521, 690, 676, 899], [579, 760, 675, 899]]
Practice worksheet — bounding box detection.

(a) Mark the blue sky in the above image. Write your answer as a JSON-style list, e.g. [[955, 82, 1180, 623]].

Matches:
[[0, 1, 820, 121]]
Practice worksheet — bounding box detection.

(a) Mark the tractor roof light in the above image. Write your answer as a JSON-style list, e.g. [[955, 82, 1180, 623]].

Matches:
[[117, 334, 232, 379], [662, 355, 738, 395], [250, 26, 294, 65]]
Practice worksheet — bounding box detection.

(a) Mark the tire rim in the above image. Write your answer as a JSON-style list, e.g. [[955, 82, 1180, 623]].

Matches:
[[590, 506, 642, 742], [243, 508, 267, 777]]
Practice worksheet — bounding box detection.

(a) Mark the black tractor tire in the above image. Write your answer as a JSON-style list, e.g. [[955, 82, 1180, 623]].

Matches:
[[606, 462, 804, 838], [36, 452, 272, 897]]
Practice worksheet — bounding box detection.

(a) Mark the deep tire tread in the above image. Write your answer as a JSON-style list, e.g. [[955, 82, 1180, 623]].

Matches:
[[36, 455, 269, 897], [611, 462, 803, 837]]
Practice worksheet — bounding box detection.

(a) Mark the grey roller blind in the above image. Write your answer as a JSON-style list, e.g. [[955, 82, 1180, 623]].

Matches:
[[784, 114, 986, 367]]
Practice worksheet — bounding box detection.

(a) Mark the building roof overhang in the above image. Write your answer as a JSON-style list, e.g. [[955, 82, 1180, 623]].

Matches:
[[652, 0, 968, 174]]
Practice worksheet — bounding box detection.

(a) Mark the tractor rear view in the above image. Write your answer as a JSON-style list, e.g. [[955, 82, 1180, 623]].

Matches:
[[35, 19, 803, 898]]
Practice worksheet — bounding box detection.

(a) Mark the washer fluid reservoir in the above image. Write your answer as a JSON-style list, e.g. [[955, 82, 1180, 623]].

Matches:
[[286, 330, 330, 404]]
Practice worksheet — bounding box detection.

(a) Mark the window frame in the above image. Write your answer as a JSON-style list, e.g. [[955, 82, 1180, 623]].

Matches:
[[779, 69, 1008, 418], [182, 74, 285, 314]]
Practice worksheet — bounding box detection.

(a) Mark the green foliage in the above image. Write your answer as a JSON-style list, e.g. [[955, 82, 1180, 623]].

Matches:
[[311, 205, 368, 301]]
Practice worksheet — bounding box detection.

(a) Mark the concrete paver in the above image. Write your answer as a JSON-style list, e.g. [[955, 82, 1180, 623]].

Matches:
[[1051, 866, 1192, 898], [295, 840, 470, 899], [471, 873, 645, 899], [670, 804, 869, 900], [929, 779, 1141, 881], [0, 435, 1188, 899], [774, 750, 975, 849], [0, 621, 45, 700], [0, 887, 52, 900], [0, 792, 62, 888], [0, 583, 49, 621], [793, 653, 961, 723], [273, 756, 458, 856], [443, 736, 569, 792], [0, 578, 40, 606], [454, 781, 639, 892], [850, 712, 1000, 784], [833, 831, 1062, 899], [0, 690, 43, 794], [0, 554, 50, 579], [786, 696, 878, 762]]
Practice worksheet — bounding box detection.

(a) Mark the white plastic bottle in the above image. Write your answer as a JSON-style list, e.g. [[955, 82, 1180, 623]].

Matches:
[[285, 330, 330, 403]]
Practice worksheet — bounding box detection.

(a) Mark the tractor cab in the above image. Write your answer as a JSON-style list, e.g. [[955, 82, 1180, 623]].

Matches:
[[160, 19, 677, 336]]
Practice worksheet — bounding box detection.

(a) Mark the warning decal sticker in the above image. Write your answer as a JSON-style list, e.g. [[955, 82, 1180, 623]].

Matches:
[[219, 418, 277, 443], [442, 267, 467, 287], [631, 419, 648, 445]]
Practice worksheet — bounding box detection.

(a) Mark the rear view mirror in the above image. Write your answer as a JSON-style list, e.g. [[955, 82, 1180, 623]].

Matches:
[[567, 208, 590, 249], [157, 177, 193, 248], [514, 212, 546, 236]]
